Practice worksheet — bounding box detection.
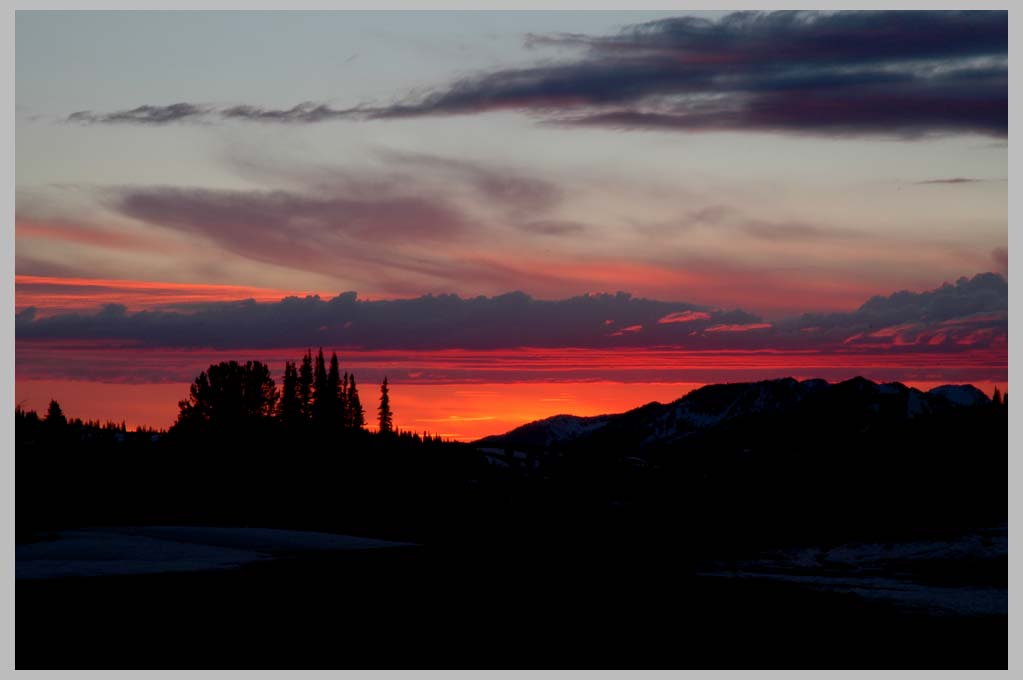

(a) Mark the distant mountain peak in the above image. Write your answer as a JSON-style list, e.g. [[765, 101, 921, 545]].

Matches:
[[475, 376, 996, 451]]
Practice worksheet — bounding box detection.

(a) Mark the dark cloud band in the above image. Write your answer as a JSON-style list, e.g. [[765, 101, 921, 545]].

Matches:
[[15, 274, 1007, 354], [65, 11, 1007, 138]]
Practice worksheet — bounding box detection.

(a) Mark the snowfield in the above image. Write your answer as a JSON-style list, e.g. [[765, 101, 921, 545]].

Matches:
[[16, 526, 415, 580], [701, 524, 1007, 616]]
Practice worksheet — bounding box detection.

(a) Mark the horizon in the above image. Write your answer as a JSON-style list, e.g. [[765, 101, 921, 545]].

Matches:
[[15, 10, 1008, 439]]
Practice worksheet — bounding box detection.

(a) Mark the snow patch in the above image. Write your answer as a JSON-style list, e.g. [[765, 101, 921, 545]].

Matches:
[[17, 526, 413, 580]]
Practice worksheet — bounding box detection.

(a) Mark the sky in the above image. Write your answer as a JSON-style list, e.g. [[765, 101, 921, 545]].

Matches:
[[14, 10, 1008, 438]]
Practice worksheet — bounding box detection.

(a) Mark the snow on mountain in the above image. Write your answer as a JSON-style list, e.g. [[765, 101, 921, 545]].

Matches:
[[476, 376, 997, 452], [475, 413, 612, 449]]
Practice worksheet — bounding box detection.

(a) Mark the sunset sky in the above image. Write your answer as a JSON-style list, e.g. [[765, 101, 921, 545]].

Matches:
[[15, 10, 1008, 439]]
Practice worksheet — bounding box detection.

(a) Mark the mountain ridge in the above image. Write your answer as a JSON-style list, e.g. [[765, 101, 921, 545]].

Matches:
[[474, 376, 994, 451]]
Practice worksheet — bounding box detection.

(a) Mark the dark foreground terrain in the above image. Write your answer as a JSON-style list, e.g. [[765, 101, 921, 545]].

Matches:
[[18, 538, 1006, 668], [17, 376, 1008, 668]]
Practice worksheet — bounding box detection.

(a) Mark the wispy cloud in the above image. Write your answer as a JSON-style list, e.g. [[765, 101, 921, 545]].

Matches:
[[64, 12, 1006, 138], [68, 103, 212, 125], [914, 177, 988, 185]]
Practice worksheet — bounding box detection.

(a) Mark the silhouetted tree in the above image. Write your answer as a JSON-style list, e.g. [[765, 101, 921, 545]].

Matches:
[[279, 361, 302, 427], [45, 399, 67, 427], [175, 360, 278, 431], [312, 348, 329, 424], [992, 386, 1002, 407], [298, 350, 314, 419], [326, 352, 342, 427], [348, 375, 365, 429], [340, 371, 350, 422], [378, 377, 393, 434]]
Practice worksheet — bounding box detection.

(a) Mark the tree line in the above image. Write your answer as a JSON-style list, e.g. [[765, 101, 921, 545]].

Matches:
[[174, 348, 395, 436]]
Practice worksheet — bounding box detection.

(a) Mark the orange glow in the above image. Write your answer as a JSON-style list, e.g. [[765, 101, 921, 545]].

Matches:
[[15, 342, 1008, 383], [15, 376, 1007, 442], [15, 275, 335, 315], [14, 340, 1008, 439], [386, 382, 707, 439], [16, 380, 190, 432], [14, 379, 705, 439], [16, 216, 177, 253]]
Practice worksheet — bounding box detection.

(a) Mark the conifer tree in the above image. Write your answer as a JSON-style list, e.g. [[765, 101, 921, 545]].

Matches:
[[45, 399, 67, 427], [327, 352, 342, 426], [340, 372, 350, 425], [993, 386, 1002, 407], [298, 350, 314, 419], [378, 377, 393, 434], [279, 361, 302, 427], [348, 375, 365, 429], [312, 348, 328, 424]]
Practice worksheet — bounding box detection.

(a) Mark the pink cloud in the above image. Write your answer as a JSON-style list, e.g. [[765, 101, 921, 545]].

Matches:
[[610, 324, 644, 336], [657, 310, 712, 325], [704, 323, 773, 333]]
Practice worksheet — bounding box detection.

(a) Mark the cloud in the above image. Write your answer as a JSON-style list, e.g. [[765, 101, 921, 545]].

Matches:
[[113, 185, 467, 243], [86, 156, 590, 295], [102, 185, 475, 285], [375, 150, 562, 215], [65, 12, 1006, 138], [353, 11, 1008, 138], [14, 289, 758, 350], [657, 310, 711, 325], [517, 220, 588, 236], [16, 215, 175, 253], [220, 102, 360, 123], [786, 272, 1007, 349], [68, 103, 212, 125], [705, 323, 773, 332], [915, 177, 985, 184], [14, 274, 332, 316], [14, 274, 1007, 356]]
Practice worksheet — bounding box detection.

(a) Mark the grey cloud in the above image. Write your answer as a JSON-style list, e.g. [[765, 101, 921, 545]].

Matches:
[[220, 102, 361, 123], [786, 272, 1007, 348], [67, 12, 1005, 138], [15, 290, 756, 350], [915, 177, 985, 185], [14, 274, 1007, 355], [376, 150, 562, 214], [360, 11, 1008, 138], [68, 103, 212, 125]]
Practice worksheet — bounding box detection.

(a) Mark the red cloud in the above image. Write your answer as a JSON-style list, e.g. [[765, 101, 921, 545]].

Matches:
[[705, 323, 773, 333], [657, 310, 712, 325]]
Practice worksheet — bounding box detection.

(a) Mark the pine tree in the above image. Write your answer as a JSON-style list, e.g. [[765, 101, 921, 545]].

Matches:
[[993, 386, 1002, 407], [348, 375, 365, 429], [298, 350, 314, 419], [340, 371, 350, 425], [312, 348, 328, 424], [327, 352, 342, 427], [45, 399, 67, 427], [378, 377, 393, 434], [279, 361, 302, 427]]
